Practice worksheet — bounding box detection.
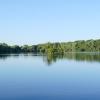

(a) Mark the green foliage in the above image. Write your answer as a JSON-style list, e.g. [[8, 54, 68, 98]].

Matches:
[[0, 39, 100, 54]]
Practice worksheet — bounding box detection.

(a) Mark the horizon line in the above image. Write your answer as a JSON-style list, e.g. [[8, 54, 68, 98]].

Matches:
[[0, 38, 100, 46]]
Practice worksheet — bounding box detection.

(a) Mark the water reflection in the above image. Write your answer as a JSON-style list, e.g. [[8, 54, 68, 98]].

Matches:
[[0, 53, 100, 65], [0, 54, 21, 60], [43, 53, 100, 65], [43, 54, 64, 65]]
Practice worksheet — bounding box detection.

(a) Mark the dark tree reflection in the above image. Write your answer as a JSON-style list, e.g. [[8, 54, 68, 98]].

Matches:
[[43, 52, 100, 65], [0, 53, 100, 65]]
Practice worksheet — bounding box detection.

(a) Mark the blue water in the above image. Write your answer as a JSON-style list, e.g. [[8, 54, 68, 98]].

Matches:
[[0, 53, 100, 100]]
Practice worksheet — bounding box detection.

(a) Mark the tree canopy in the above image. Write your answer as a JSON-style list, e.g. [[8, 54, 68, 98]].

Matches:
[[0, 39, 100, 54]]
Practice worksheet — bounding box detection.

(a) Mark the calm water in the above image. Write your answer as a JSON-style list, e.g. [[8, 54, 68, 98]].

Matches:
[[0, 53, 100, 100]]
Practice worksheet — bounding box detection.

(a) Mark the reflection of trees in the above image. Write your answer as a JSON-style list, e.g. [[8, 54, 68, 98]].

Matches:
[[64, 53, 100, 62], [0, 53, 100, 65], [43, 54, 64, 65], [0, 54, 20, 60], [44, 53, 100, 65], [0, 54, 11, 60], [0, 53, 40, 60]]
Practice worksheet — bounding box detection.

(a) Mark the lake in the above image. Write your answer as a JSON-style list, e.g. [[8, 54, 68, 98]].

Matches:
[[0, 53, 100, 100]]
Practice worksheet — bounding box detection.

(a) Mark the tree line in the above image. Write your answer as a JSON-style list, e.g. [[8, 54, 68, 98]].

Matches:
[[0, 39, 100, 54]]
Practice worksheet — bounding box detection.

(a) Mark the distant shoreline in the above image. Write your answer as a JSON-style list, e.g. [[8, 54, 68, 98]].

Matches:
[[0, 39, 100, 54]]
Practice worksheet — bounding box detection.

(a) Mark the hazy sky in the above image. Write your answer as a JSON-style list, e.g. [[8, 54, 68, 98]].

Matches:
[[0, 0, 100, 45]]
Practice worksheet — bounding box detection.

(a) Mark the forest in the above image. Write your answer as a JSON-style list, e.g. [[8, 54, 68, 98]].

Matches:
[[0, 39, 100, 54]]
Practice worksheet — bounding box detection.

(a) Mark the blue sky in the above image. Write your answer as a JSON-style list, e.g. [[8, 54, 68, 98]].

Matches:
[[0, 0, 100, 45]]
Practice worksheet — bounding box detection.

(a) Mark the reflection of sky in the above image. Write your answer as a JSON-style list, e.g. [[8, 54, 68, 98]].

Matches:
[[0, 55, 100, 99]]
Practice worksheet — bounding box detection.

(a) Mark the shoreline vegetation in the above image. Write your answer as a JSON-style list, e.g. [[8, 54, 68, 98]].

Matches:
[[0, 39, 100, 54]]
